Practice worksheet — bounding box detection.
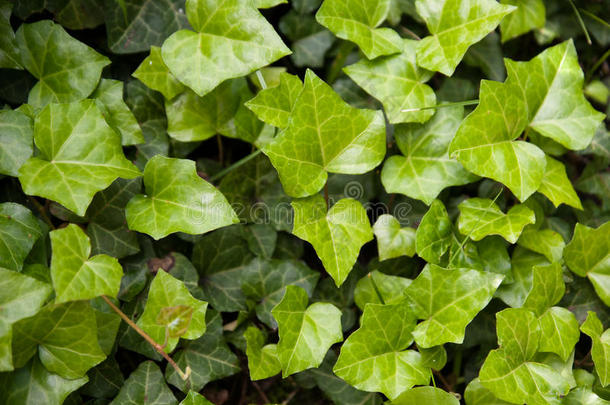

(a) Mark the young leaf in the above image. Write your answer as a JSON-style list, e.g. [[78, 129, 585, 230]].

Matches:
[[344, 39, 436, 124], [15, 21, 110, 107], [263, 70, 386, 198], [125, 155, 238, 240], [415, 0, 516, 76], [500, 0, 545, 43], [18, 100, 141, 216], [244, 326, 281, 380], [110, 361, 177, 405], [333, 303, 429, 400], [564, 222, 610, 305], [272, 285, 343, 376], [581, 311, 610, 387], [132, 46, 185, 100], [0, 203, 43, 271], [373, 214, 416, 261], [522, 262, 565, 316], [161, 0, 291, 97], [381, 105, 478, 204], [137, 270, 208, 353], [404, 264, 503, 348], [0, 110, 33, 177], [316, 0, 401, 59], [415, 199, 452, 264], [292, 195, 373, 286], [50, 224, 123, 303], [457, 198, 535, 243], [245, 72, 303, 129], [12, 301, 106, 379]]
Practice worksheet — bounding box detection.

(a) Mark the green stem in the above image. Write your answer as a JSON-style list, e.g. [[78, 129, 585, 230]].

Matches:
[[585, 48, 610, 82], [326, 41, 356, 84], [568, 0, 592, 45], [209, 149, 263, 182], [401, 99, 479, 113], [580, 9, 610, 29], [255, 69, 268, 90]]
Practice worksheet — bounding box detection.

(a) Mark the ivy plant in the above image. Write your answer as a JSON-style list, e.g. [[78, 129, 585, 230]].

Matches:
[[0, 0, 609, 404]]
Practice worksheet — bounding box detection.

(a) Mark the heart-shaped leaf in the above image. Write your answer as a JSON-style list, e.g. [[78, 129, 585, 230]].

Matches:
[[244, 326, 281, 380], [373, 214, 416, 261], [133, 46, 185, 100]]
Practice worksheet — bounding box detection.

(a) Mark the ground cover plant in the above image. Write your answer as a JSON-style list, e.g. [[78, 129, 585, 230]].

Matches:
[[0, 0, 609, 403]]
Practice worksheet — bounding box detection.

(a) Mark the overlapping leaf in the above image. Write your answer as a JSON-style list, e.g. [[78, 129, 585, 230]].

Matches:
[[415, 199, 452, 264], [581, 311, 610, 387], [245, 72, 303, 129], [373, 214, 416, 261], [0, 110, 33, 177], [244, 326, 281, 380], [133, 46, 185, 100], [0, 203, 42, 271], [500, 0, 545, 43]]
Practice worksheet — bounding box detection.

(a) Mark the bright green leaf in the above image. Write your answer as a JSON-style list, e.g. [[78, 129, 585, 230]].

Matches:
[[354, 270, 412, 309], [245, 72, 303, 129], [0, 202, 42, 271], [581, 311, 610, 387], [0, 110, 33, 177], [373, 214, 416, 261], [244, 326, 281, 380], [522, 262, 565, 316], [179, 391, 213, 405], [538, 307, 579, 361], [538, 156, 583, 210], [500, 0, 545, 43], [390, 386, 459, 405], [133, 46, 185, 100], [518, 228, 565, 263], [415, 199, 452, 264]]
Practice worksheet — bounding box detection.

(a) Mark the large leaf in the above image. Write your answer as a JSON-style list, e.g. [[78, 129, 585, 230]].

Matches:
[[0, 109, 33, 178], [105, 0, 189, 54], [581, 311, 610, 387], [333, 302, 429, 400], [161, 0, 290, 97], [15, 20, 110, 107], [133, 46, 185, 100], [404, 264, 503, 347], [263, 69, 386, 198], [12, 301, 106, 379], [500, 0, 545, 43], [415, 0, 515, 76], [373, 214, 416, 261], [125, 155, 238, 240], [110, 361, 177, 405], [292, 195, 373, 286], [457, 198, 535, 243], [18, 100, 141, 216], [381, 105, 478, 204], [344, 39, 435, 124], [316, 0, 401, 59], [137, 270, 208, 353], [0, 203, 42, 271], [244, 326, 281, 380], [272, 285, 343, 376], [50, 224, 123, 303], [564, 222, 610, 305]]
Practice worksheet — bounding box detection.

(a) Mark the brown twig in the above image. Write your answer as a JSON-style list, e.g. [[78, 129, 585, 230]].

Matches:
[[252, 381, 270, 404]]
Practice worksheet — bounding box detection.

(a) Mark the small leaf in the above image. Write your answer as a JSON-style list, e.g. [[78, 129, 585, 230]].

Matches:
[[415, 199, 452, 264], [272, 285, 343, 376], [373, 214, 416, 261], [15, 20, 110, 107], [538, 156, 582, 209], [125, 155, 238, 240], [0, 109, 33, 177], [179, 391, 213, 405], [161, 0, 290, 97], [517, 228, 565, 263], [381, 105, 478, 204], [457, 198, 535, 243], [415, 0, 515, 76], [581, 311, 610, 387], [292, 195, 373, 286], [133, 46, 185, 100], [110, 361, 177, 405], [0, 202, 42, 271], [333, 302, 429, 400], [264, 69, 386, 198], [316, 0, 401, 59], [18, 100, 141, 216], [137, 270, 207, 353], [244, 326, 281, 380], [404, 264, 503, 347], [500, 0, 545, 43], [245, 72, 303, 129], [522, 262, 565, 316], [50, 224, 123, 303]]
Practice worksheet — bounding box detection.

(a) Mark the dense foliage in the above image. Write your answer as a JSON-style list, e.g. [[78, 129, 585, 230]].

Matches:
[[0, 0, 609, 404]]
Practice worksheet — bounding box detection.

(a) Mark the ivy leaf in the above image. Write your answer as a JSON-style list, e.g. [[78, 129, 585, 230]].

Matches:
[[457, 198, 535, 243], [538, 307, 579, 362], [263, 69, 386, 198], [344, 39, 435, 124], [292, 195, 373, 286], [522, 262, 565, 316], [241, 224, 277, 259], [105, 0, 189, 54], [415, 0, 515, 76], [518, 228, 565, 262], [125, 155, 237, 240], [415, 199, 452, 264], [92, 79, 145, 146], [581, 311, 610, 387], [496, 247, 550, 309], [12, 301, 106, 379], [564, 222, 610, 305], [179, 391, 213, 405], [15, 21, 110, 107], [272, 285, 343, 376], [315, 0, 401, 59], [242, 257, 319, 328], [133, 46, 185, 100], [333, 303, 429, 400], [354, 270, 412, 309], [0, 1, 23, 69], [18, 100, 141, 216], [390, 386, 460, 405], [244, 326, 281, 380], [464, 378, 513, 405], [161, 0, 290, 97], [0, 203, 42, 271], [137, 270, 207, 353], [404, 264, 503, 348], [50, 224, 123, 303], [155, 305, 194, 338], [0, 358, 88, 405], [381, 105, 478, 204], [165, 310, 240, 392], [500, 0, 545, 43], [45, 0, 104, 30], [245, 72, 303, 129], [110, 361, 177, 405], [538, 157, 583, 211], [373, 214, 416, 261], [0, 110, 33, 177]]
